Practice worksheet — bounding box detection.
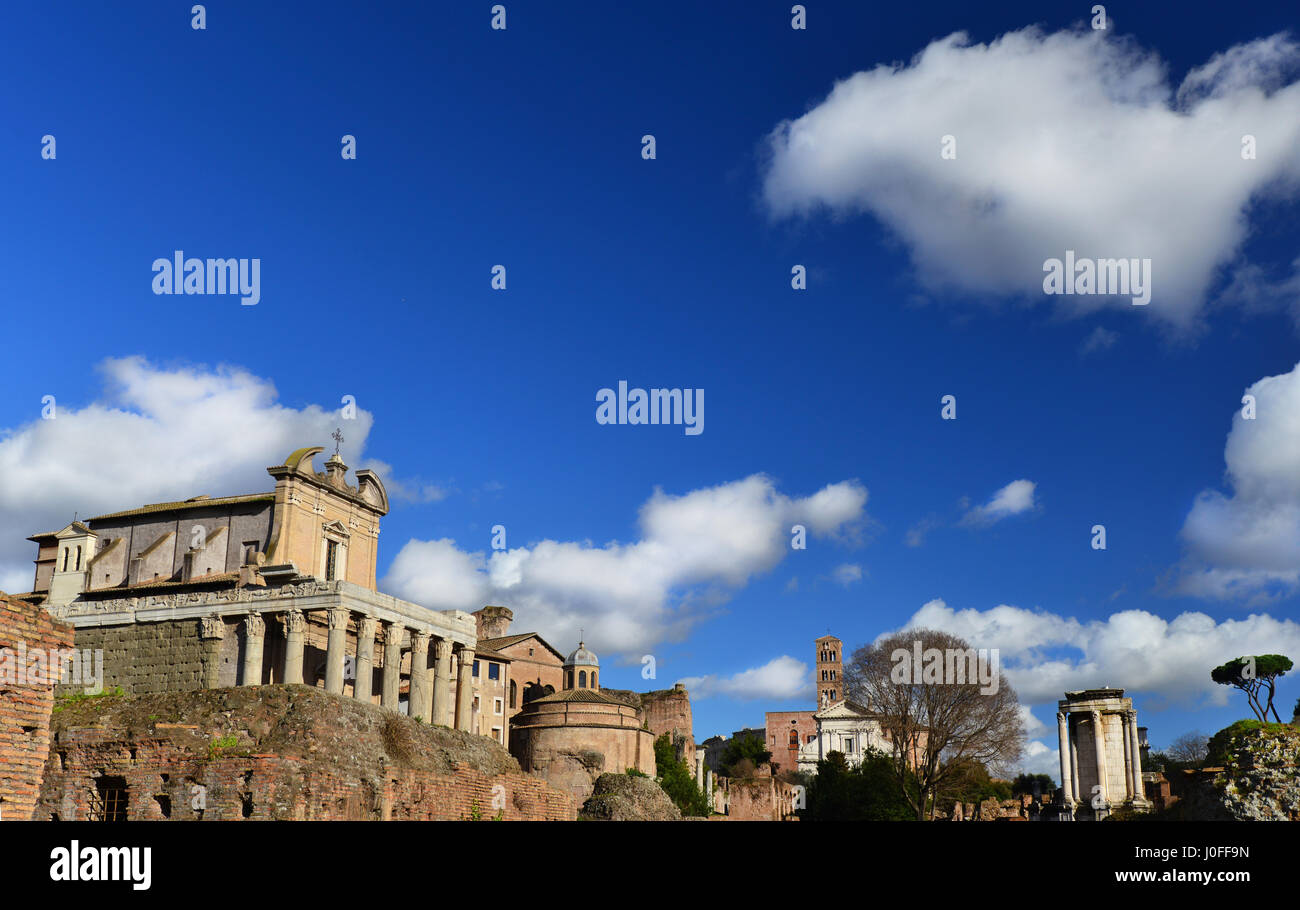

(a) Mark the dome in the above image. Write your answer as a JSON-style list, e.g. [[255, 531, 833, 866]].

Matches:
[[563, 641, 599, 668]]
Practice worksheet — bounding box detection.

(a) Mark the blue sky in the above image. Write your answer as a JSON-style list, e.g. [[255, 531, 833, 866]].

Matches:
[[4, 1, 1300, 777]]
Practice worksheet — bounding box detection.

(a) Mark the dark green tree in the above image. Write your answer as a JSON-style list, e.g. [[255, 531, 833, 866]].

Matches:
[[799, 749, 914, 821], [653, 734, 709, 817], [1211, 655, 1292, 722], [719, 733, 771, 777]]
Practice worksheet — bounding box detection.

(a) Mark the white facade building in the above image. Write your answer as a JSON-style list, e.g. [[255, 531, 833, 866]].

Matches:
[[798, 699, 893, 773]]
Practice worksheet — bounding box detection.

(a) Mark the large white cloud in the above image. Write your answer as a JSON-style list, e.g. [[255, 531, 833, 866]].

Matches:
[[1173, 362, 1300, 602], [0, 357, 416, 594], [761, 26, 1300, 329], [678, 656, 809, 701], [384, 474, 870, 656]]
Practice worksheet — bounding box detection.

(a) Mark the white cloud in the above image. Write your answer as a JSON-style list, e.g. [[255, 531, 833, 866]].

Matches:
[[678, 655, 809, 701], [832, 563, 863, 586], [761, 27, 1300, 330], [891, 598, 1300, 708], [1079, 326, 1119, 356], [384, 474, 871, 656], [887, 597, 1300, 782], [1172, 362, 1300, 602], [0, 357, 374, 593], [962, 479, 1036, 525]]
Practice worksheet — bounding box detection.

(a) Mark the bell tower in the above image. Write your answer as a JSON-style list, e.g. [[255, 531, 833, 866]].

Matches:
[[815, 634, 843, 707]]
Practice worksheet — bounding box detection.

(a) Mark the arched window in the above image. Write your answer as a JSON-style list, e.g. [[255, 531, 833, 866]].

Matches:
[[62, 548, 69, 571], [509, 680, 517, 709], [75, 546, 82, 571], [590, 672, 596, 687], [788, 730, 799, 747], [579, 670, 587, 688]]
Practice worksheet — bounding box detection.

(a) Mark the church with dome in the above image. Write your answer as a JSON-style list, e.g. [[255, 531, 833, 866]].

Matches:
[[508, 639, 657, 802]]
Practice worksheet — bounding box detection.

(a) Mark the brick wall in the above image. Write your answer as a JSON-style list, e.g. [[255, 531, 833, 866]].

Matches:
[[35, 684, 575, 821], [38, 730, 572, 821], [0, 594, 73, 820]]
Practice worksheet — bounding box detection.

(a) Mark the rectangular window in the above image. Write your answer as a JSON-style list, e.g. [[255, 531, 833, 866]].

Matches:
[[472, 660, 480, 677], [488, 662, 500, 680], [493, 697, 503, 715], [324, 539, 338, 581], [242, 541, 260, 564]]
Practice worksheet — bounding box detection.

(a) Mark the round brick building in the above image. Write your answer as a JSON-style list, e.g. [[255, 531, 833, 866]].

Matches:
[[508, 642, 656, 801]]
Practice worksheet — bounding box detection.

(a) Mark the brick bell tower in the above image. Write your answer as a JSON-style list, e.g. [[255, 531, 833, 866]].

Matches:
[[815, 634, 843, 707]]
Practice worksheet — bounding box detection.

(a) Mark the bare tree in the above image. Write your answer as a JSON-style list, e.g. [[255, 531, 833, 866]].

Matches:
[[843, 628, 1025, 821], [1164, 731, 1208, 766]]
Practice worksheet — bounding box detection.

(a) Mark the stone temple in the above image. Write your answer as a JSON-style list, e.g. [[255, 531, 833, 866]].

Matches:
[[1056, 687, 1150, 819], [15, 446, 484, 731]]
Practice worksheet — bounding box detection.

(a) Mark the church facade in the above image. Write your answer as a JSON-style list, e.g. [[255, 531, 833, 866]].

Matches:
[[14, 445, 483, 731]]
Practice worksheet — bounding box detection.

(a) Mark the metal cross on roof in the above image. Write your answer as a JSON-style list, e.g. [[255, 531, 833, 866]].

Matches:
[[331, 428, 344, 455]]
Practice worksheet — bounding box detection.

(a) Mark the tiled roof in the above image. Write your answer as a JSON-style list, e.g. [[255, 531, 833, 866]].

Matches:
[[84, 571, 240, 595], [89, 493, 274, 521], [477, 631, 566, 660], [530, 688, 628, 706], [476, 633, 534, 650], [473, 646, 511, 661]]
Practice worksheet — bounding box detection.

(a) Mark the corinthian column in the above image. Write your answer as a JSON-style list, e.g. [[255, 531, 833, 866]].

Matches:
[[281, 610, 306, 685], [200, 615, 225, 689], [381, 623, 403, 710], [1127, 710, 1145, 801], [432, 638, 452, 726], [354, 615, 376, 702], [1091, 710, 1108, 806], [324, 608, 349, 695], [241, 613, 266, 686], [1057, 711, 1073, 806], [455, 646, 475, 732], [409, 630, 432, 722]]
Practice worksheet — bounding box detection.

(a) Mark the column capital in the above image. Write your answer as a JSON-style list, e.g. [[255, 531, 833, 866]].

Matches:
[[200, 614, 225, 639], [1056, 711, 1066, 724], [281, 609, 306, 635], [412, 629, 431, 650], [433, 637, 451, 659], [357, 614, 377, 636], [244, 612, 266, 637], [327, 607, 350, 630]]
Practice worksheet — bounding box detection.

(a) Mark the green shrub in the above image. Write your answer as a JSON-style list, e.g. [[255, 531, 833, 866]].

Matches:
[[1206, 720, 1290, 764]]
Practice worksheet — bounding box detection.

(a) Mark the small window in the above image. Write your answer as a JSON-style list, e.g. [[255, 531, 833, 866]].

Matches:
[[488, 663, 500, 680], [324, 539, 338, 581], [75, 546, 82, 571], [62, 549, 69, 572], [92, 775, 129, 822], [493, 697, 503, 716], [578, 670, 587, 688], [472, 661, 480, 678], [242, 541, 260, 564], [509, 680, 517, 709]]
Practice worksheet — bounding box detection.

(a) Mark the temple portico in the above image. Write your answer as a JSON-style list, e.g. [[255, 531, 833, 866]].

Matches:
[[45, 577, 478, 727]]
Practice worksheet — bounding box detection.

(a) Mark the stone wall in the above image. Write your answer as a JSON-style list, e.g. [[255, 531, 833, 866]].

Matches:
[[59, 619, 210, 698], [35, 684, 575, 821], [0, 594, 74, 820], [602, 684, 696, 769], [718, 771, 798, 821]]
